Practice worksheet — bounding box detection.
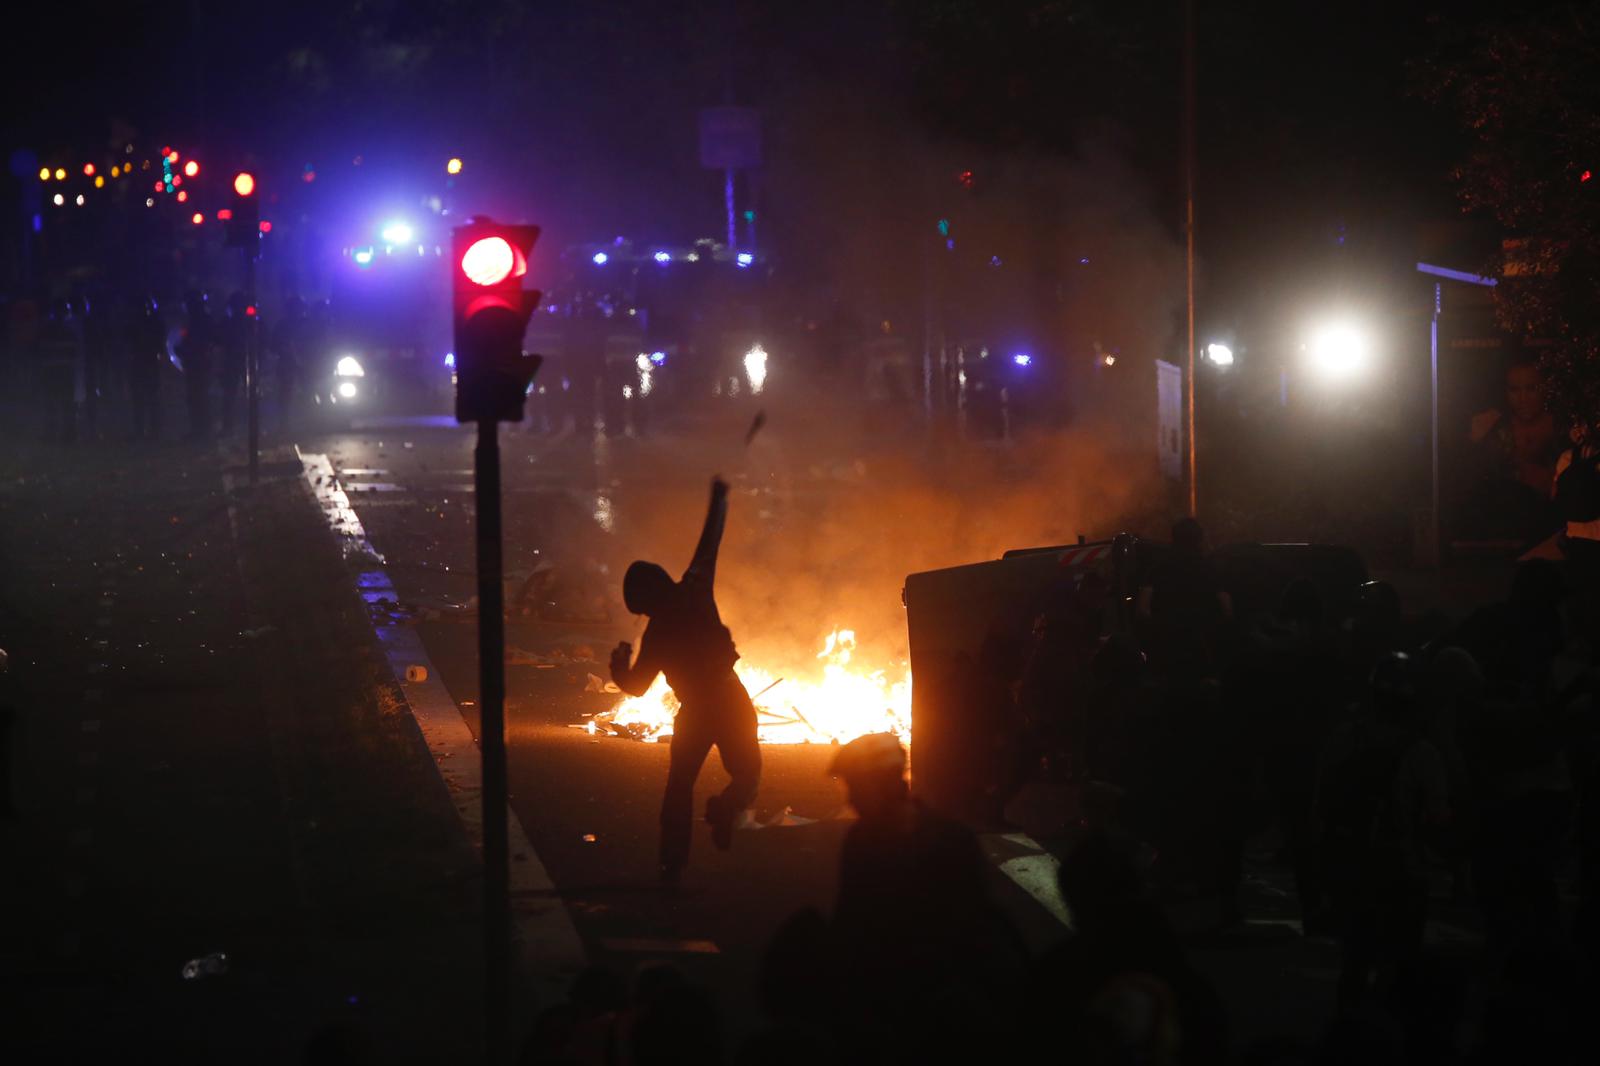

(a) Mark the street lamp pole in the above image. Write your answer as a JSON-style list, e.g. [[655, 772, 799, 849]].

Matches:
[[1183, 0, 1198, 518], [1415, 261, 1498, 569]]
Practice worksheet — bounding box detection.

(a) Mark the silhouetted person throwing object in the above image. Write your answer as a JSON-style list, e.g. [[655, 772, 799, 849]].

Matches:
[[611, 476, 761, 887]]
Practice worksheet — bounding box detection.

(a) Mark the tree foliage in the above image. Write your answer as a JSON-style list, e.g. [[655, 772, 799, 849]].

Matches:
[[1419, 3, 1600, 419]]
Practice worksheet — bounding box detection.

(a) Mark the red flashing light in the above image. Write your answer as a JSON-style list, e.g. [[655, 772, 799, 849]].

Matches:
[[258, 220, 272, 234], [461, 236, 518, 286], [1584, 169, 1593, 183], [302, 170, 315, 183], [233, 172, 256, 197], [217, 208, 233, 221], [82, 163, 95, 177], [246, 305, 258, 317], [154, 180, 164, 193]]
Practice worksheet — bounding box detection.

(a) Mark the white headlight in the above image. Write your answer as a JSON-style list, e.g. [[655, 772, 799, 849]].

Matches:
[[337, 381, 358, 399], [335, 356, 364, 377], [743, 344, 768, 395]]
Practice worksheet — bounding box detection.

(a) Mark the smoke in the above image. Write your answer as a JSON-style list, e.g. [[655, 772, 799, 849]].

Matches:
[[594, 380, 1165, 681], [577, 50, 1186, 680]]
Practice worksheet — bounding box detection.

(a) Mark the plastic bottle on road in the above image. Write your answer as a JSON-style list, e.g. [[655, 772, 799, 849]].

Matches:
[[181, 952, 229, 980]]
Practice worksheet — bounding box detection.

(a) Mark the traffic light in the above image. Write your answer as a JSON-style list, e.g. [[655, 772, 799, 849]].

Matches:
[[226, 171, 259, 250], [452, 218, 543, 423]]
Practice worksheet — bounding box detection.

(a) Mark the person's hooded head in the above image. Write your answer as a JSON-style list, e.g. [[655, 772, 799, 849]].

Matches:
[[623, 560, 676, 616], [829, 732, 908, 821]]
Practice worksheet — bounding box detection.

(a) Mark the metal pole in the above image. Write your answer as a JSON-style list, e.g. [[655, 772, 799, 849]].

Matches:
[[1430, 282, 1441, 569], [475, 417, 512, 1063], [1183, 0, 1198, 518], [246, 252, 259, 485], [725, 168, 737, 251]]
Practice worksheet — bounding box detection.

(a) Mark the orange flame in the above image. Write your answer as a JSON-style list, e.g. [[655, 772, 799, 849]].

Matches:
[[595, 628, 910, 744]]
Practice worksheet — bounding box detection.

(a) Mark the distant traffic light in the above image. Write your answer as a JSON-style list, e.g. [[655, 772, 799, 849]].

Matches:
[[452, 218, 543, 423], [226, 172, 259, 250]]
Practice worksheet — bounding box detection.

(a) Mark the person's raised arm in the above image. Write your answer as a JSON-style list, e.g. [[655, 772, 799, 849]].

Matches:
[[684, 476, 730, 585]]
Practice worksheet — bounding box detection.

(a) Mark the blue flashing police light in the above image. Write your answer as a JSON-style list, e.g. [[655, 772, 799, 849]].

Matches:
[[592, 251, 609, 265], [381, 220, 414, 244], [444, 352, 456, 369], [353, 246, 376, 267], [1012, 353, 1033, 367], [653, 251, 671, 264], [649, 351, 667, 365], [736, 252, 754, 267]]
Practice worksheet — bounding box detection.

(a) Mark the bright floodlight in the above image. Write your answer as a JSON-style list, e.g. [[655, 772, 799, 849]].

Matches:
[[744, 344, 769, 394], [1206, 343, 1234, 368], [736, 252, 754, 267], [233, 172, 255, 196], [381, 221, 414, 244], [462, 236, 516, 285], [1012, 352, 1033, 367], [1306, 322, 1370, 380], [653, 250, 671, 264], [592, 251, 609, 265], [337, 381, 358, 400], [335, 356, 365, 378]]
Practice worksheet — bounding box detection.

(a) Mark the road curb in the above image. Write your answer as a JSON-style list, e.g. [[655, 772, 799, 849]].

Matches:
[[297, 449, 587, 1000]]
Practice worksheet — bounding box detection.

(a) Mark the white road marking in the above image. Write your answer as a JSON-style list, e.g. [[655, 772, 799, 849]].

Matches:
[[300, 449, 587, 993]]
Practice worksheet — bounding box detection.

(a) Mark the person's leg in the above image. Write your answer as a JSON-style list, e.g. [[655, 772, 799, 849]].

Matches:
[[660, 718, 714, 873], [706, 700, 762, 851], [714, 701, 762, 813]]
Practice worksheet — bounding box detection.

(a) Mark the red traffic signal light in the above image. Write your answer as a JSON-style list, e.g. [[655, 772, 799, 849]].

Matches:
[[461, 236, 521, 286], [233, 171, 255, 197], [452, 218, 542, 424]]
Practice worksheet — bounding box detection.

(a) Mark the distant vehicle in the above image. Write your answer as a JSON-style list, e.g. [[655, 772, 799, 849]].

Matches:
[[525, 239, 775, 432]]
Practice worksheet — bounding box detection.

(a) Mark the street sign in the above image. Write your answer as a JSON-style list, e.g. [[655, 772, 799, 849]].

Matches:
[[699, 106, 762, 170]]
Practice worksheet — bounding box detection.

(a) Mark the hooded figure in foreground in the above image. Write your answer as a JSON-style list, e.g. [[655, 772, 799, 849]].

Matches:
[[611, 476, 761, 886]]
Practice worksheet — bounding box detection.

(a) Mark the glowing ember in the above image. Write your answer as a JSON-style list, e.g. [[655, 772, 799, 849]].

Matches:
[[593, 628, 910, 744]]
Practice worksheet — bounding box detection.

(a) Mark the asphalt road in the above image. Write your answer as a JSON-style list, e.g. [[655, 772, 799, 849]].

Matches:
[[293, 413, 1485, 1052]]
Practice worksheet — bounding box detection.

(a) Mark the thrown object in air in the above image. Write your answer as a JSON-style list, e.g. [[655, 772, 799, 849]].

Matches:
[[744, 409, 767, 447], [181, 952, 229, 980]]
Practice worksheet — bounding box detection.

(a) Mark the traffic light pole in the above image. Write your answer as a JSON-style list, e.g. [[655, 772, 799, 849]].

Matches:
[[474, 416, 513, 1064]]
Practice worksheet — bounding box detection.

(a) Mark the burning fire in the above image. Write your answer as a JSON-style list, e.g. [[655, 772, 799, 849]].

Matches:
[[593, 628, 911, 744]]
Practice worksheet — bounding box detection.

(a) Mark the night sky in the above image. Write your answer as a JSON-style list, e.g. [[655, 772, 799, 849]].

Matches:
[[0, 0, 1563, 317]]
